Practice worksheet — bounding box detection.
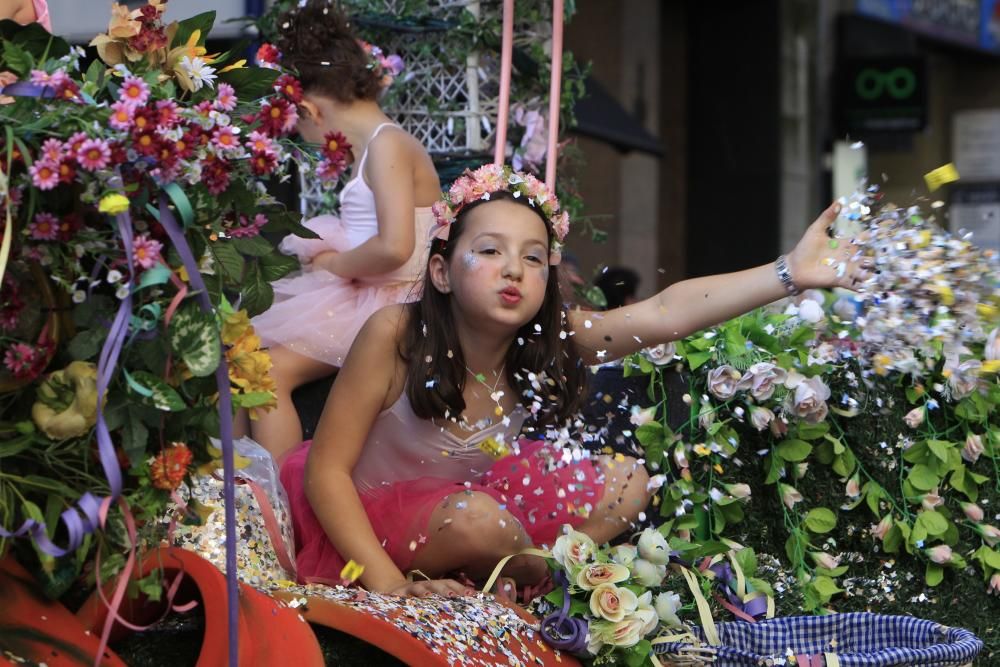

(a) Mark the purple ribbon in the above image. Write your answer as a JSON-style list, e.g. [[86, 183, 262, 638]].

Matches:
[[709, 561, 769, 619], [539, 570, 590, 654], [0, 213, 133, 555], [0, 81, 56, 98], [157, 196, 239, 667]]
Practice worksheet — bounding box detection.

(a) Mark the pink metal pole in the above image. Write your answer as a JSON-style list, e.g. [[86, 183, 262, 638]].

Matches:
[[544, 0, 564, 188], [493, 0, 515, 165]]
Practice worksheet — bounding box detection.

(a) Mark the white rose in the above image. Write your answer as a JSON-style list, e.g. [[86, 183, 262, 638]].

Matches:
[[551, 526, 596, 573], [749, 405, 775, 431], [986, 328, 1000, 361], [707, 365, 741, 400], [797, 298, 824, 323], [575, 562, 631, 591], [654, 591, 683, 628], [589, 583, 638, 623], [947, 359, 982, 399], [590, 614, 646, 648], [629, 558, 666, 587], [629, 406, 656, 428], [643, 343, 677, 366], [609, 544, 638, 567], [787, 375, 830, 423], [737, 362, 788, 401], [634, 592, 659, 635], [637, 527, 671, 565]]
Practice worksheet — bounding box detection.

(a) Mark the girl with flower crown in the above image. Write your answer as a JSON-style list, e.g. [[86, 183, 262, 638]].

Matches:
[[248, 0, 441, 460], [279, 163, 869, 599]]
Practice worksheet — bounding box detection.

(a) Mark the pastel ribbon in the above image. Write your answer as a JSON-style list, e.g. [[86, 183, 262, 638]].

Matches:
[[544, 0, 564, 189], [156, 187, 239, 667], [539, 569, 590, 654]]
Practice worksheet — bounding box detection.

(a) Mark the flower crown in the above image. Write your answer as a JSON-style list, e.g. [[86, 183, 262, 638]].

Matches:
[[431, 164, 570, 264], [356, 40, 404, 90]]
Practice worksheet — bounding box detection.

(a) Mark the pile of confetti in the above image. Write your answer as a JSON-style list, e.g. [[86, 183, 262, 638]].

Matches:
[[264, 581, 564, 666], [842, 186, 1000, 375]]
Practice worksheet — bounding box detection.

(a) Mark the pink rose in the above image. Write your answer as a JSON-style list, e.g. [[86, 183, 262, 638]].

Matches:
[[903, 407, 925, 429], [749, 405, 774, 431], [963, 433, 984, 463], [989, 573, 1000, 596], [979, 524, 1000, 547], [845, 475, 861, 498], [737, 362, 787, 401], [589, 583, 638, 623], [787, 376, 830, 423], [920, 490, 943, 511], [576, 563, 631, 591], [707, 364, 741, 400], [779, 483, 802, 509], [962, 503, 985, 522], [811, 552, 840, 570], [926, 544, 953, 565], [872, 515, 892, 541]]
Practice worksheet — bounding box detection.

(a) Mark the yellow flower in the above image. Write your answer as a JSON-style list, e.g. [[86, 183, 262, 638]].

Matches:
[[224, 328, 277, 418], [98, 192, 130, 215], [221, 309, 252, 346], [31, 362, 99, 440], [340, 560, 365, 583]]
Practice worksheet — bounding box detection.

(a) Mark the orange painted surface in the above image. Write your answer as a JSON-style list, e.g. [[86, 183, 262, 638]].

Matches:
[[0, 556, 127, 667]]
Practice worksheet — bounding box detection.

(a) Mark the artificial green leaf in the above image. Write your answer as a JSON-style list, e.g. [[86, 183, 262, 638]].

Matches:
[[804, 507, 837, 534], [831, 448, 857, 477], [635, 422, 664, 449], [686, 350, 712, 370], [915, 510, 949, 537], [1, 39, 32, 74], [168, 303, 220, 377], [797, 422, 830, 440], [241, 261, 274, 317], [171, 11, 216, 50], [127, 371, 186, 412], [907, 464, 939, 491], [883, 525, 902, 553], [211, 241, 246, 284], [120, 409, 149, 465], [734, 547, 758, 577], [811, 575, 843, 600], [925, 562, 944, 587], [776, 439, 812, 462], [259, 252, 299, 282], [231, 235, 274, 257], [926, 439, 953, 463], [220, 66, 280, 100]]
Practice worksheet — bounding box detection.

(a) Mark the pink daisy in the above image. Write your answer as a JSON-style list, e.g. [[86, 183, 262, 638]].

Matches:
[[245, 131, 275, 157], [229, 213, 267, 238], [132, 234, 163, 270], [211, 125, 241, 151], [29, 161, 60, 190], [119, 75, 150, 107], [66, 131, 89, 156], [109, 100, 135, 130], [39, 138, 65, 163], [77, 138, 111, 171], [316, 158, 347, 182], [28, 212, 60, 240], [214, 83, 237, 111], [155, 99, 180, 128], [48, 69, 70, 91], [29, 69, 50, 86], [4, 343, 39, 379]]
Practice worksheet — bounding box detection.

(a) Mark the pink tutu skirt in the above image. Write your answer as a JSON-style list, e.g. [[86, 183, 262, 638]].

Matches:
[[279, 439, 605, 585], [252, 215, 427, 367]]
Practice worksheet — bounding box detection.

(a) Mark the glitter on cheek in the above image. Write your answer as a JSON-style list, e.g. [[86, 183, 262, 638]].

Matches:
[[461, 251, 479, 270]]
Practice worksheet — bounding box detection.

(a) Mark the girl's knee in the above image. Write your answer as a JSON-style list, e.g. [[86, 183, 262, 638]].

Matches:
[[600, 455, 652, 520], [437, 491, 522, 553]]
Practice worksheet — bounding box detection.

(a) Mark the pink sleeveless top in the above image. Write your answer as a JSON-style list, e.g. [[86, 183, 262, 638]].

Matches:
[[351, 390, 528, 498], [32, 0, 51, 31]]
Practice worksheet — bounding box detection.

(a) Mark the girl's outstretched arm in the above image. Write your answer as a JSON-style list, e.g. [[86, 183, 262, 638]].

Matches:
[[304, 305, 468, 596], [312, 132, 418, 279], [570, 203, 864, 364], [0, 0, 34, 22]]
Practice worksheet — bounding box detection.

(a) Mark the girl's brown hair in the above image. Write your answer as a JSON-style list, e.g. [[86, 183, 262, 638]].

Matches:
[[275, 1, 382, 103], [401, 191, 588, 427]]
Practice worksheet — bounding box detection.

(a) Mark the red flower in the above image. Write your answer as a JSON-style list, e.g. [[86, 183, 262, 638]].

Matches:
[[256, 43, 280, 66], [320, 131, 352, 163], [257, 97, 298, 137], [274, 74, 303, 104], [150, 442, 194, 491], [250, 151, 277, 176], [56, 159, 76, 184], [131, 128, 160, 157], [201, 155, 231, 195]]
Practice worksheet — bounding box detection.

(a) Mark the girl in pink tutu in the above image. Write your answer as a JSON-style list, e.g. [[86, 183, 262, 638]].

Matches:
[[0, 0, 51, 30], [280, 163, 868, 598], [250, 1, 441, 460]]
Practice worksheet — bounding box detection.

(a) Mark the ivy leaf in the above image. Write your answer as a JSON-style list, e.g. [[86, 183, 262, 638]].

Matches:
[[803, 507, 837, 534], [925, 562, 944, 587], [883, 524, 902, 553], [776, 439, 812, 462], [907, 464, 939, 491], [686, 350, 712, 370], [635, 422, 664, 449], [811, 575, 843, 601], [733, 547, 758, 577], [127, 371, 186, 412], [796, 422, 830, 440], [168, 303, 220, 377], [915, 510, 949, 537], [926, 439, 953, 463], [67, 328, 106, 361]]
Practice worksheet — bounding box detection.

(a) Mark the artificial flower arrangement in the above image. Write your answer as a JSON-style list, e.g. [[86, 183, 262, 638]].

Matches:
[[617, 188, 1000, 638], [0, 1, 349, 594], [534, 524, 771, 666]]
